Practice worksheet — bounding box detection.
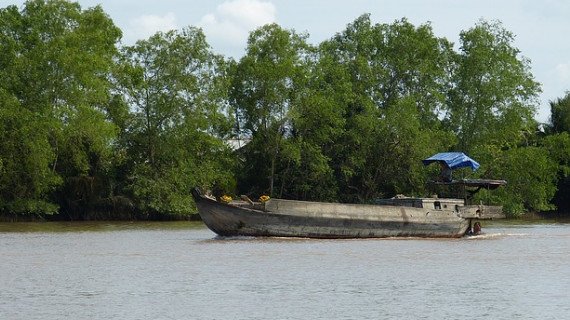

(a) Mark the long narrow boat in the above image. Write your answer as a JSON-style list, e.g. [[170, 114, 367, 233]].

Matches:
[[191, 185, 504, 239], [193, 152, 506, 239]]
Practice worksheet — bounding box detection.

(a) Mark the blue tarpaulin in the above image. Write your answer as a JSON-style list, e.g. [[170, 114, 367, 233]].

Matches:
[[422, 152, 480, 171]]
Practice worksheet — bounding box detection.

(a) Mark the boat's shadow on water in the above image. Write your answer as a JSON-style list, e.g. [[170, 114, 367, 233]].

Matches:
[[196, 232, 529, 243], [199, 235, 323, 244]]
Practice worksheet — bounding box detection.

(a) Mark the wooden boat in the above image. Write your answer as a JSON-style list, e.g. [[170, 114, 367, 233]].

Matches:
[[191, 187, 504, 239], [192, 153, 506, 239]]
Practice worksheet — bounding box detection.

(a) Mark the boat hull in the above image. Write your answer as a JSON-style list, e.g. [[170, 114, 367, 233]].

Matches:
[[193, 191, 470, 239]]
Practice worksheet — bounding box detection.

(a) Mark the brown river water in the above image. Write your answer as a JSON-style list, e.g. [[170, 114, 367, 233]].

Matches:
[[1, 221, 569, 320]]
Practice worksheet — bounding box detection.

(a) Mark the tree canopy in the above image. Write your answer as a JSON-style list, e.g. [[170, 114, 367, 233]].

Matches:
[[0, 1, 567, 219], [115, 27, 235, 217], [0, 0, 121, 217]]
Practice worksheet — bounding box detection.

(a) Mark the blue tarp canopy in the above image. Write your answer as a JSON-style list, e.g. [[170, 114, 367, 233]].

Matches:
[[422, 152, 480, 171]]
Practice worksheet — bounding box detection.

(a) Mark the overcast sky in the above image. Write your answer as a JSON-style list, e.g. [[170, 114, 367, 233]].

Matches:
[[5, 0, 570, 123]]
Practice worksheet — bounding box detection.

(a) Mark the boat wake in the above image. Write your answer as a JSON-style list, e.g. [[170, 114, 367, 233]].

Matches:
[[465, 232, 528, 240], [465, 233, 502, 240]]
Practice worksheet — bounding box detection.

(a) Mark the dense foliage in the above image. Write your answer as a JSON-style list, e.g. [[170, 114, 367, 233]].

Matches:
[[114, 27, 235, 218], [0, 0, 121, 218], [1, 1, 568, 219]]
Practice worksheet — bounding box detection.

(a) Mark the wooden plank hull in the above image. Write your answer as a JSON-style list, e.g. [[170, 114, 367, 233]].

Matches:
[[193, 192, 470, 239]]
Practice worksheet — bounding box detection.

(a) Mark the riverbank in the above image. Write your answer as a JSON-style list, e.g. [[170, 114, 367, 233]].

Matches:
[[0, 220, 204, 233], [2, 210, 569, 223], [2, 216, 570, 235], [0, 212, 202, 223]]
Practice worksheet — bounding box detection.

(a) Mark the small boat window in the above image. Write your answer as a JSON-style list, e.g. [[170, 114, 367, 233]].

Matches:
[[434, 201, 441, 210]]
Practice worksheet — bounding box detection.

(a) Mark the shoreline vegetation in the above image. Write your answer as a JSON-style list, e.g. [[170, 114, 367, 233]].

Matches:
[[2, 1, 570, 222]]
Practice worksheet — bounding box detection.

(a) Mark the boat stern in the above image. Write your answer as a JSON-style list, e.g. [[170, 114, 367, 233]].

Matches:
[[459, 205, 505, 219]]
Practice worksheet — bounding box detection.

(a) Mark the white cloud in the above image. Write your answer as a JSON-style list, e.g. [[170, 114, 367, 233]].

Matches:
[[126, 12, 178, 42], [555, 62, 570, 82], [199, 0, 276, 56]]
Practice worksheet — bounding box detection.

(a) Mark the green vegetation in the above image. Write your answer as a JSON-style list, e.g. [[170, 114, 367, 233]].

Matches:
[[1, 1, 569, 220]]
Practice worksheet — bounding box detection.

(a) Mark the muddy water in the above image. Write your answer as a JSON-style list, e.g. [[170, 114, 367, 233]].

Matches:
[[1, 221, 569, 320]]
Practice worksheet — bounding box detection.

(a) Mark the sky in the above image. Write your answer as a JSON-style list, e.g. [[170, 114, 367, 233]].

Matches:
[[4, 0, 570, 123]]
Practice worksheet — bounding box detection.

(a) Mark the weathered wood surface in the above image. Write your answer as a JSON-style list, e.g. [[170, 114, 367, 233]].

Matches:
[[192, 191, 471, 239]]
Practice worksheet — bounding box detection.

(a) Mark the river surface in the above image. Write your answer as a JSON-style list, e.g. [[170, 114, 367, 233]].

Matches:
[[1, 221, 569, 320]]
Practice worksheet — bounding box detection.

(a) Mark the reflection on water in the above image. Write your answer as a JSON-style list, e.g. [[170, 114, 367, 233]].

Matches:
[[0, 221, 204, 233], [1, 221, 569, 320]]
